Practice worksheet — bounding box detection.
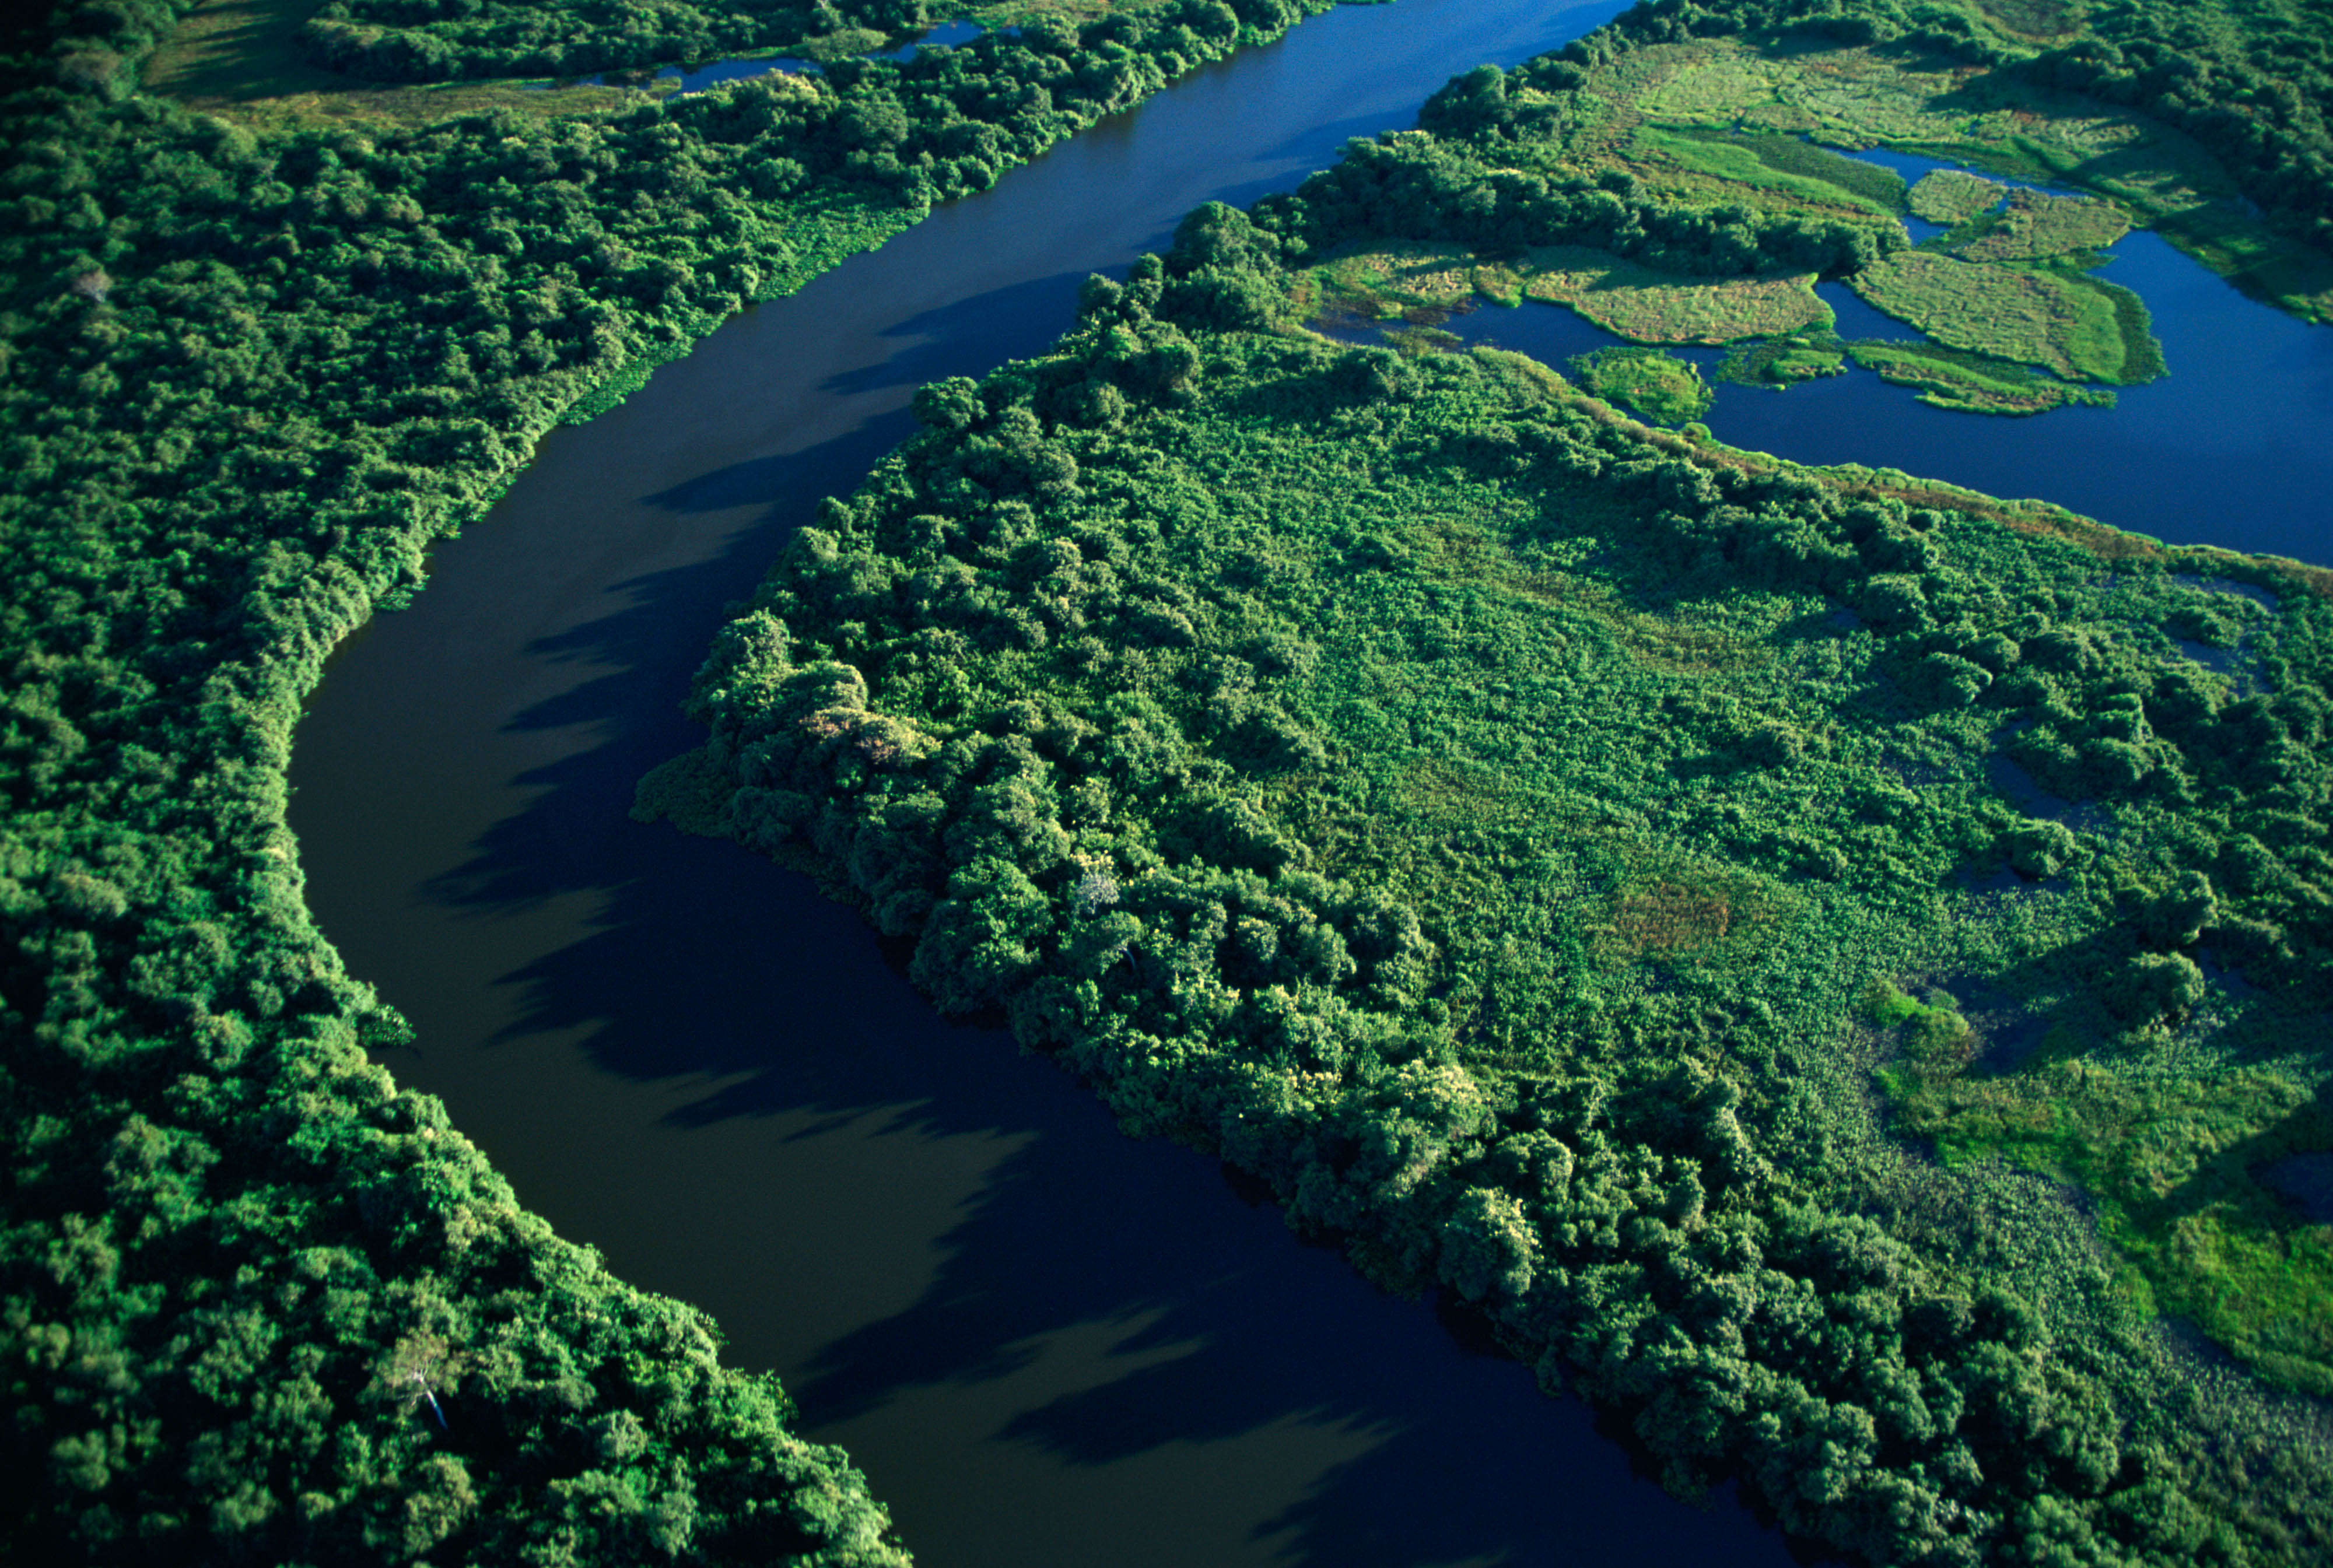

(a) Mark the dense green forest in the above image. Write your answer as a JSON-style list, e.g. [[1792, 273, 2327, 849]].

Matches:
[[0, 0, 1338, 1558], [9, 0, 2333, 1560], [654, 225, 2333, 1567], [649, 5, 2333, 1565], [296, 0, 947, 83], [288, 0, 1207, 83]]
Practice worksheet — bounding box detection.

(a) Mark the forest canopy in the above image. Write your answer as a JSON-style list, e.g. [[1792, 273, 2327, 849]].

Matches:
[[7, 0, 2333, 1561], [0, 0, 1335, 1559], [296, 0, 950, 84], [650, 8, 2333, 1565]]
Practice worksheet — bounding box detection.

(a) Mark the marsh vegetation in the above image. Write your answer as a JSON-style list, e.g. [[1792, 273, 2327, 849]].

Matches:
[[654, 7, 2333, 1562], [1271, 0, 2333, 419]]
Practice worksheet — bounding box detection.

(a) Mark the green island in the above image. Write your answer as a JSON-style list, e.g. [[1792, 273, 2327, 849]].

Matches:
[[1908, 167, 2007, 226], [643, 3, 2333, 1565], [0, 0, 1343, 1558], [1569, 343, 1717, 421], [8, 0, 2333, 1560]]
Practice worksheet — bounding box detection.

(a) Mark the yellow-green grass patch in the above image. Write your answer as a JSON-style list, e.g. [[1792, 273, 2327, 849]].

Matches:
[[1299, 241, 1832, 347], [1599, 37, 2333, 321], [1630, 124, 1900, 215], [1845, 341, 2115, 414], [1589, 860, 1793, 971], [1516, 244, 1831, 343], [1886, 1054, 2333, 1396], [1304, 240, 1482, 316], [1953, 187, 2131, 261], [1848, 250, 2160, 381], [1717, 332, 1848, 386], [1908, 168, 2008, 224], [145, 0, 649, 126], [143, 0, 360, 103]]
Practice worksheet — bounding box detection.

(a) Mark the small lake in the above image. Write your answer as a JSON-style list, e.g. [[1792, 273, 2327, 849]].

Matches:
[[289, 5, 2332, 1564], [1433, 146, 2333, 562]]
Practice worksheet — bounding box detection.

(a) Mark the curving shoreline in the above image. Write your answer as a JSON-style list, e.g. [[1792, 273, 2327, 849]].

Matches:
[[288, 4, 1808, 1564]]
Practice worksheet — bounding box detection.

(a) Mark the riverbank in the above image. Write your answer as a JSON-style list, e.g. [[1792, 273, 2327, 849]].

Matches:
[[10, 0, 2332, 1560], [0, 0, 1364, 1556], [640, 13, 2333, 1564], [291, 6, 1828, 1563], [653, 238, 2333, 1562]]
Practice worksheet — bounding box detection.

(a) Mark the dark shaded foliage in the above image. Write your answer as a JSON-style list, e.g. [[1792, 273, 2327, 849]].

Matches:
[[0, 0, 1338, 1558]]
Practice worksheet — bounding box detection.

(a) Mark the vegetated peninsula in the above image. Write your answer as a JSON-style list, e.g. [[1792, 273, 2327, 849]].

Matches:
[[647, 5, 2333, 1565], [0, 0, 1343, 1558]]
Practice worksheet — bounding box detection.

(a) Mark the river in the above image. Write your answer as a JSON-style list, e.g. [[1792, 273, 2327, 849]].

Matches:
[[285, 2, 2329, 1563]]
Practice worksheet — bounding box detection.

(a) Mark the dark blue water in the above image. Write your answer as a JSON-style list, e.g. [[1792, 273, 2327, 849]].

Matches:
[[297, 4, 1823, 1566], [2264, 1152, 2333, 1226], [1436, 153, 2333, 560]]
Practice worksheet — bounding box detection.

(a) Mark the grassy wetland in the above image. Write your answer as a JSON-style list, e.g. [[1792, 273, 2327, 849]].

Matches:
[[656, 3, 2333, 1565], [1271, 0, 2333, 418]]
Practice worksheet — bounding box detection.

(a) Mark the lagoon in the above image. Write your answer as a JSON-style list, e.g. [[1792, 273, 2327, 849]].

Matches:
[[1430, 155, 2333, 560]]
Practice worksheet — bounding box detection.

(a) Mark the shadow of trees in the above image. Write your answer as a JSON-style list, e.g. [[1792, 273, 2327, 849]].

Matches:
[[380, 275, 1806, 1568]]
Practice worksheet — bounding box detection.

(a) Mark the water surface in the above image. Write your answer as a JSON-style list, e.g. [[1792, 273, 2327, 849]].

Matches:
[[292, 5, 2333, 1559], [1445, 282, 2333, 563], [1438, 148, 2333, 560], [291, 2, 1812, 1565]]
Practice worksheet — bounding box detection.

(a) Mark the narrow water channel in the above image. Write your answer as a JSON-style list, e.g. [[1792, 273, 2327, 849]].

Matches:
[[290, 2, 1817, 1564], [1417, 146, 2333, 560], [286, 2, 2330, 1560]]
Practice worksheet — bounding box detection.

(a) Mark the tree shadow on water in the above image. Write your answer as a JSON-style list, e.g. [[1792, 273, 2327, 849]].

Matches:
[[423, 710, 1805, 1564], [817, 271, 1092, 402], [796, 1120, 1817, 1567], [397, 324, 1806, 1568], [601, 268, 1095, 524]]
